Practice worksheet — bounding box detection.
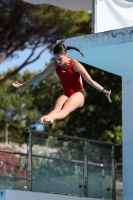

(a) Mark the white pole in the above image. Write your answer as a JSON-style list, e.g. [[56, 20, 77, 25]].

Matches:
[[122, 78, 133, 200], [91, 0, 96, 33]]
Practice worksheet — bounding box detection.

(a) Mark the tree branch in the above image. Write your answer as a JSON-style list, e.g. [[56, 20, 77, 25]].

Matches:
[[0, 42, 16, 64], [0, 46, 48, 84]]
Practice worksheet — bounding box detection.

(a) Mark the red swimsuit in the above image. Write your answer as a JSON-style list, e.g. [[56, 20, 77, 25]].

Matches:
[[56, 59, 84, 97]]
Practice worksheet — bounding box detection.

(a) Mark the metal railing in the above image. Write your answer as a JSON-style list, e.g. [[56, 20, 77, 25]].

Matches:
[[26, 129, 122, 200], [0, 130, 122, 200]]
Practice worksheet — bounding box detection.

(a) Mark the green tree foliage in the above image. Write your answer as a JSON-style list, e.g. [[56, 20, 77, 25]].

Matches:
[[0, 0, 91, 83], [0, 69, 39, 143]]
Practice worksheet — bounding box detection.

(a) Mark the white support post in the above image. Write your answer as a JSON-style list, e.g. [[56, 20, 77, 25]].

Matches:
[[122, 78, 133, 200], [91, 0, 96, 33]]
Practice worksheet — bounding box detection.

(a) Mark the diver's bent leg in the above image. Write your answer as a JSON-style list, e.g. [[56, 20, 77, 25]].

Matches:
[[53, 91, 85, 121], [39, 95, 68, 124]]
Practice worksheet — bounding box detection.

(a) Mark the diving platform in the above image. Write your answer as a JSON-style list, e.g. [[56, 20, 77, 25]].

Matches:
[[62, 26, 133, 200], [62, 26, 133, 81]]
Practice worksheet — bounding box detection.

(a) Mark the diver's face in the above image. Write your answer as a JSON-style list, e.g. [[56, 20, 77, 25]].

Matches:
[[54, 54, 68, 66]]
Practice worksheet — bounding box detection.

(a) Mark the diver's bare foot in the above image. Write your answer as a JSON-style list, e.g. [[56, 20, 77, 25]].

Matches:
[[38, 115, 55, 124]]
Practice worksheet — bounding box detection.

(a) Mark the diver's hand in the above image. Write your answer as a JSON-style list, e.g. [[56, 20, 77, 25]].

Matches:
[[105, 90, 112, 103], [12, 81, 26, 94]]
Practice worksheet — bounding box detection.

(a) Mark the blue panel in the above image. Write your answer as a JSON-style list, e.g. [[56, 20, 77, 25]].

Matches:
[[0, 190, 6, 200]]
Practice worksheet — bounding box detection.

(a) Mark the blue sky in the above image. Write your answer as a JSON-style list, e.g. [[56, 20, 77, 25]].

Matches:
[[0, 47, 52, 74]]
